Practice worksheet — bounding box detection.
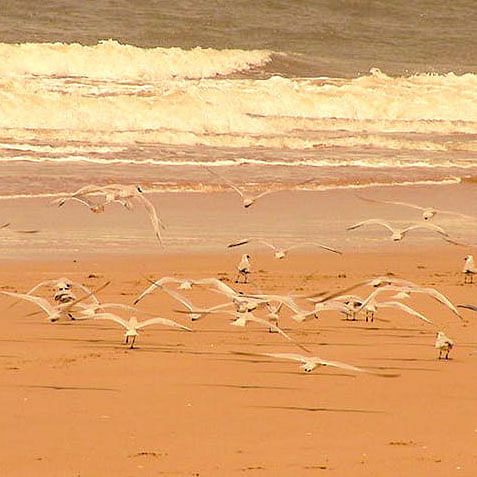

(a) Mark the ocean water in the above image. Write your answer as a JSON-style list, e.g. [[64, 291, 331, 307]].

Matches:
[[0, 2, 476, 253]]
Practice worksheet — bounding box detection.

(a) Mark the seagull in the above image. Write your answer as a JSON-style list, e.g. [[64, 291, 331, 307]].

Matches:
[[347, 219, 449, 242], [160, 286, 232, 321], [227, 238, 342, 258], [265, 301, 283, 329], [463, 255, 476, 284], [7, 277, 100, 310], [93, 313, 192, 348], [322, 295, 364, 321], [362, 299, 433, 324], [0, 281, 110, 322], [235, 254, 251, 283], [356, 194, 477, 221], [367, 276, 421, 288], [291, 301, 350, 323], [53, 184, 165, 244], [435, 331, 454, 359], [255, 352, 365, 373], [221, 311, 310, 352], [133, 277, 194, 305], [205, 167, 279, 208], [358, 285, 462, 321]]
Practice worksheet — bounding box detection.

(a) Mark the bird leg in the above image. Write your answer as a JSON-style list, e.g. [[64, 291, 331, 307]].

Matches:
[[129, 336, 136, 349], [125, 335, 129, 344], [438, 349, 442, 359], [445, 349, 450, 359]]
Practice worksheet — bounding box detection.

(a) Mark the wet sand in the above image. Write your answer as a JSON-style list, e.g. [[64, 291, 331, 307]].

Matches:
[[0, 248, 476, 476]]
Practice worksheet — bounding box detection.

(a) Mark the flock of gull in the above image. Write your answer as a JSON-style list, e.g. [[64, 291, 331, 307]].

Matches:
[[3, 170, 477, 374]]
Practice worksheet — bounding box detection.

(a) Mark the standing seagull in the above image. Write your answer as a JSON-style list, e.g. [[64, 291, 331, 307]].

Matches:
[[347, 219, 448, 242], [227, 238, 342, 258], [463, 255, 476, 284], [435, 331, 454, 359], [235, 254, 251, 283]]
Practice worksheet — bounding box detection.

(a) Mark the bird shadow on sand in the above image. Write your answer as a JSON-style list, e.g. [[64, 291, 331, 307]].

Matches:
[[251, 405, 384, 414], [364, 365, 439, 372], [184, 383, 297, 391], [3, 384, 120, 392], [365, 357, 437, 363]]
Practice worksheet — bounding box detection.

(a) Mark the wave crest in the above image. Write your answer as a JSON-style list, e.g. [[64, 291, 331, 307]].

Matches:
[[0, 39, 273, 80]]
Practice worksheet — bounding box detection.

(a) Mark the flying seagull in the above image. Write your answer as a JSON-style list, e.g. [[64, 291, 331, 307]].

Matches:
[[347, 219, 448, 241], [356, 194, 477, 221], [227, 238, 342, 258]]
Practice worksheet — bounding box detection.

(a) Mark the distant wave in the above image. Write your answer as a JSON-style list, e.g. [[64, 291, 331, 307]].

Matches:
[[0, 40, 273, 80]]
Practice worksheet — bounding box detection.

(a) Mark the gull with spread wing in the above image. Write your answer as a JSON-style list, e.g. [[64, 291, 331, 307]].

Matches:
[[133, 277, 194, 305], [254, 352, 365, 373], [347, 219, 448, 242], [93, 313, 192, 348], [227, 238, 342, 259], [356, 194, 477, 221], [53, 184, 165, 244], [358, 284, 462, 321]]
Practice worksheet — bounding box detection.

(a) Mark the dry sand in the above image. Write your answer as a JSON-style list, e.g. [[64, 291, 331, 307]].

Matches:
[[0, 249, 476, 476]]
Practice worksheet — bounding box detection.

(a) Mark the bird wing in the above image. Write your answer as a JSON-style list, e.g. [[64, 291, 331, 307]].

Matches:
[[457, 304, 477, 312], [252, 189, 275, 200], [93, 312, 129, 328], [93, 303, 156, 316], [261, 353, 364, 373], [260, 352, 309, 363], [69, 280, 100, 304], [161, 287, 194, 311], [135, 317, 192, 331], [0, 291, 56, 317], [355, 194, 426, 211], [437, 209, 477, 220], [133, 276, 184, 305], [135, 194, 165, 244], [402, 223, 448, 237], [377, 301, 433, 324], [192, 278, 238, 298], [420, 288, 462, 319], [347, 219, 395, 233], [244, 314, 310, 353], [314, 358, 365, 373], [284, 242, 342, 255], [205, 167, 244, 197], [133, 283, 158, 305], [6, 279, 61, 310]]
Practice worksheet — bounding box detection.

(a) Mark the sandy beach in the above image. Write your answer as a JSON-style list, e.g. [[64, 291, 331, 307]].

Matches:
[[1, 5, 477, 473], [0, 246, 476, 476]]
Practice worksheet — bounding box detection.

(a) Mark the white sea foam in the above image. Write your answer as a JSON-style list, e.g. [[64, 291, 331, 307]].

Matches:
[[1, 153, 476, 170], [0, 40, 273, 80]]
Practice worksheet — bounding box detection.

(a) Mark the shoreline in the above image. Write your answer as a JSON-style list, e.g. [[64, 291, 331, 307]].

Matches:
[[0, 182, 476, 258]]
